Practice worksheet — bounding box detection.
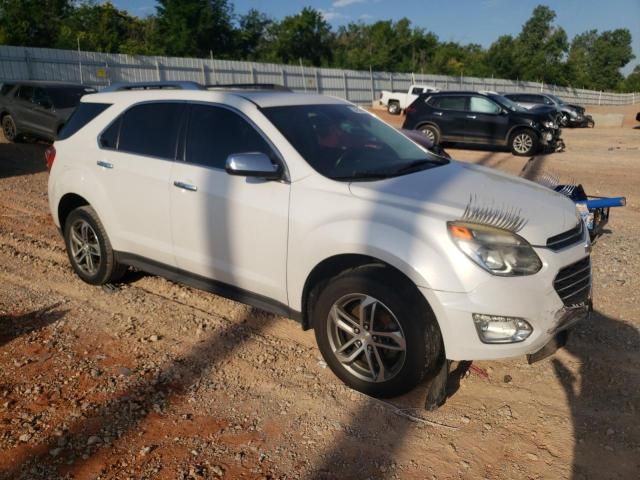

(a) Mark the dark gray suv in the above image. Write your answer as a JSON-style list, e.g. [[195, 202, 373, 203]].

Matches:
[[0, 81, 96, 142]]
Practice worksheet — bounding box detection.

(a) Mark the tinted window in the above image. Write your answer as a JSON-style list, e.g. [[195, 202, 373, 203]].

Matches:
[[17, 86, 34, 102], [58, 102, 111, 140], [118, 102, 185, 159], [46, 86, 96, 109], [506, 94, 524, 101], [100, 117, 121, 149], [411, 87, 424, 95], [185, 104, 273, 169], [431, 95, 467, 110], [469, 96, 501, 114]]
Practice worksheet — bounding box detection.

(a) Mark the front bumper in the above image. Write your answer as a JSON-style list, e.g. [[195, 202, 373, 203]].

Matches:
[[540, 127, 565, 151], [420, 243, 591, 361]]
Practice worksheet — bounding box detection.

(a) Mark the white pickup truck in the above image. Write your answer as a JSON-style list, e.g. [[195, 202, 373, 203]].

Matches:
[[379, 84, 439, 114]]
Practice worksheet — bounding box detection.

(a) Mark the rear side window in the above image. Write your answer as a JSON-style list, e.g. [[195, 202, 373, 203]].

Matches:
[[0, 83, 14, 96], [411, 87, 424, 95], [117, 102, 185, 159], [58, 102, 111, 140], [17, 86, 34, 101], [469, 96, 501, 114], [430, 95, 467, 111], [185, 104, 273, 169]]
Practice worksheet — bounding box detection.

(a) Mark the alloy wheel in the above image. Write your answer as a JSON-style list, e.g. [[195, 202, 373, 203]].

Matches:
[[3, 117, 16, 141], [513, 133, 533, 154], [327, 293, 406, 383], [69, 219, 102, 276], [420, 127, 436, 144]]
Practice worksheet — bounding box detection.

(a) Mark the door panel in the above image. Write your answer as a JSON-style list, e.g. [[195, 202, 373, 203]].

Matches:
[[464, 96, 509, 143], [170, 104, 290, 303], [428, 95, 468, 140], [97, 102, 185, 265]]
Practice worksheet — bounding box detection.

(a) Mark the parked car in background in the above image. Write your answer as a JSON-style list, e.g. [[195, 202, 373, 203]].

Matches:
[[403, 91, 563, 156], [504, 93, 594, 128], [47, 83, 590, 401], [379, 83, 439, 114], [0, 81, 96, 142]]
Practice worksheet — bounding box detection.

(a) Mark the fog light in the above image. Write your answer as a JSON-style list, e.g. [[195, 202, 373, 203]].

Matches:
[[545, 132, 553, 141], [472, 314, 532, 344]]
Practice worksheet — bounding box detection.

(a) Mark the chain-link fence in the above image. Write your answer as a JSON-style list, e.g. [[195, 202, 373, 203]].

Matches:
[[1, 45, 637, 106]]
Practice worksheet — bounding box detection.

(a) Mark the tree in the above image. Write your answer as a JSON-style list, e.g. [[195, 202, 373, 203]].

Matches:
[[154, 0, 234, 57], [487, 35, 518, 79], [513, 5, 568, 84], [235, 9, 272, 60], [56, 1, 149, 53], [0, 0, 71, 47], [264, 8, 333, 66], [622, 65, 640, 92]]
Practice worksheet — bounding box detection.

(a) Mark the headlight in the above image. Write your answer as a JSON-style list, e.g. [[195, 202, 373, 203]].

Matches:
[[447, 221, 542, 276], [543, 121, 557, 129]]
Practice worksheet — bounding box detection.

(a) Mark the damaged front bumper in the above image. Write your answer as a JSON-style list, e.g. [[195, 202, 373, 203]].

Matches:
[[526, 300, 592, 363], [540, 127, 565, 152]]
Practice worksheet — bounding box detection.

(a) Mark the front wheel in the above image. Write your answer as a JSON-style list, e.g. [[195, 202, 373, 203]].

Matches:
[[63, 206, 126, 285], [313, 266, 443, 398], [418, 124, 440, 145], [509, 129, 539, 156]]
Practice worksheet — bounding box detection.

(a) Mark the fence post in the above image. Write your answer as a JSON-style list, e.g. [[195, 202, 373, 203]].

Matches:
[[251, 65, 257, 84], [105, 62, 111, 86], [299, 59, 307, 92], [201, 59, 206, 84], [24, 49, 32, 80], [390, 72, 394, 92], [598, 90, 602, 105], [369, 65, 375, 103], [315, 68, 320, 93], [343, 70, 348, 100], [281, 68, 286, 88], [155, 59, 161, 81]]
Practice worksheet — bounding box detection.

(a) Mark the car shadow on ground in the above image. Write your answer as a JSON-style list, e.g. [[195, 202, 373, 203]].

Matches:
[[0, 141, 48, 180], [0, 304, 67, 349], [552, 310, 640, 479]]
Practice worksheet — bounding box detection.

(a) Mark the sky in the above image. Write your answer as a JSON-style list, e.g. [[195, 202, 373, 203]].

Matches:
[[113, 0, 640, 75]]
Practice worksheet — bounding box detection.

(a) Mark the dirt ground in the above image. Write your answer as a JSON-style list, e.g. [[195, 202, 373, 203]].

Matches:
[[0, 103, 639, 480]]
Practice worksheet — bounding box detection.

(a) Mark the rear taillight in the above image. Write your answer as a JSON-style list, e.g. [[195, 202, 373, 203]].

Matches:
[[405, 106, 417, 114], [45, 145, 56, 171]]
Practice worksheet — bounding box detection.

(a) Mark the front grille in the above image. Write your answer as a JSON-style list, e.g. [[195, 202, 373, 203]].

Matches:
[[554, 257, 591, 306], [546, 222, 584, 251]]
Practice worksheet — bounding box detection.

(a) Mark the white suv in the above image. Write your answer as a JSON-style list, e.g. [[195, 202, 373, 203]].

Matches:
[[47, 85, 592, 399]]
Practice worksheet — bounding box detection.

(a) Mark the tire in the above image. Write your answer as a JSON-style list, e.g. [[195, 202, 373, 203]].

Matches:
[[387, 102, 401, 115], [63, 206, 126, 285], [312, 266, 443, 398], [2, 114, 19, 143], [418, 124, 440, 145], [509, 129, 539, 156]]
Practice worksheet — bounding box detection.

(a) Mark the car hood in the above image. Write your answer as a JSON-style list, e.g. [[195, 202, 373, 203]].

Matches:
[[523, 105, 558, 119], [348, 160, 579, 246]]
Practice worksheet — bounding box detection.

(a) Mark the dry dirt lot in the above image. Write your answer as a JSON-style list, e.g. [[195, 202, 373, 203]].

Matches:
[[0, 104, 639, 480]]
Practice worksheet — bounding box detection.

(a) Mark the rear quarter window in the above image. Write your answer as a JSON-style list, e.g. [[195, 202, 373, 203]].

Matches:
[[430, 96, 467, 111], [57, 103, 111, 140]]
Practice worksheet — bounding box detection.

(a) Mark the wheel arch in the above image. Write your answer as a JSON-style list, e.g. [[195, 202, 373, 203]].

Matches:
[[300, 253, 428, 331], [506, 125, 540, 142], [58, 193, 90, 230]]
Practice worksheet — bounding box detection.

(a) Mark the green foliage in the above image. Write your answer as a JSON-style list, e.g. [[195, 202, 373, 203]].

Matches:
[[0, 2, 635, 92], [0, 0, 71, 47], [261, 7, 333, 66]]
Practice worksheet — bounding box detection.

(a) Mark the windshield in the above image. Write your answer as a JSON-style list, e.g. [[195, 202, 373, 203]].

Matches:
[[46, 87, 96, 109], [262, 104, 447, 181], [489, 94, 528, 113], [546, 94, 564, 105]]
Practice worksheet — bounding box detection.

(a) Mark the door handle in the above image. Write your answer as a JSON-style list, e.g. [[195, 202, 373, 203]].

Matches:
[[97, 160, 113, 169], [173, 181, 198, 192], [466, 115, 477, 119], [434, 111, 443, 116]]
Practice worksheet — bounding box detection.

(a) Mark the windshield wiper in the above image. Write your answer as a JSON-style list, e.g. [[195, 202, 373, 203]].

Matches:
[[330, 171, 393, 181], [392, 158, 448, 175]]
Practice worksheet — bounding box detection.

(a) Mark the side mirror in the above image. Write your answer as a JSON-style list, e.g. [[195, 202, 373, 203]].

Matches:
[[225, 152, 282, 180]]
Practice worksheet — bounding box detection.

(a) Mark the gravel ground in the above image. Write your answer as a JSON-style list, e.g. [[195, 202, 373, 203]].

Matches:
[[0, 105, 639, 480]]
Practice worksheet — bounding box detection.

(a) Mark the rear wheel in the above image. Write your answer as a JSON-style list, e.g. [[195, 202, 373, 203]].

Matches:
[[2, 115, 19, 142], [509, 129, 539, 156], [418, 124, 439, 145], [63, 206, 127, 285], [387, 102, 401, 115], [313, 266, 443, 398]]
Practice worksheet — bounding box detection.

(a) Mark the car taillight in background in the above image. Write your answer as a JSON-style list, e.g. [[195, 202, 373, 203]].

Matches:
[[405, 105, 417, 114], [45, 145, 56, 171]]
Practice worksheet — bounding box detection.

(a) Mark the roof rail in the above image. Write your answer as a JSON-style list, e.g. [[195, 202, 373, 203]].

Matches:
[[101, 81, 204, 92], [205, 83, 292, 92]]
